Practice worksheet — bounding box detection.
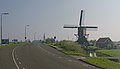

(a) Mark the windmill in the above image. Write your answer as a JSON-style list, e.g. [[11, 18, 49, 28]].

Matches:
[[63, 10, 98, 46]]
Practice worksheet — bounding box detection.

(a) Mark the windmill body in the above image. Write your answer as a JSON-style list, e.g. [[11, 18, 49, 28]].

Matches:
[[64, 10, 98, 46]]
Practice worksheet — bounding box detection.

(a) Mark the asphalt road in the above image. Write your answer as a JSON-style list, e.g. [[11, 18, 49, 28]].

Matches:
[[0, 43, 100, 69]]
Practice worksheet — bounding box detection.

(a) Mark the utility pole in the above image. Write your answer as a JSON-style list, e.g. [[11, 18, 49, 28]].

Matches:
[[1, 12, 9, 44], [25, 25, 29, 42]]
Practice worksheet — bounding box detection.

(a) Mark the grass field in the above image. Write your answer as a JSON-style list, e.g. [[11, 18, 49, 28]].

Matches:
[[0, 42, 29, 48], [84, 57, 120, 69], [96, 49, 120, 57], [0, 43, 16, 48], [84, 49, 120, 69]]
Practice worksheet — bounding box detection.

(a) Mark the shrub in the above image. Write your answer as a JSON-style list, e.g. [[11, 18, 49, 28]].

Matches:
[[54, 40, 83, 53]]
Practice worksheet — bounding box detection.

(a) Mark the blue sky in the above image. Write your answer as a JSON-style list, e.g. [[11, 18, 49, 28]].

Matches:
[[0, 0, 120, 41]]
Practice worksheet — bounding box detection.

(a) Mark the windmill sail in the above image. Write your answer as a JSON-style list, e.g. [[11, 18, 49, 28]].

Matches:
[[63, 24, 78, 28], [63, 10, 98, 46]]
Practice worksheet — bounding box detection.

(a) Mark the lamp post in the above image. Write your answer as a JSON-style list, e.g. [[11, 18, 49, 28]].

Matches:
[[1, 12, 9, 44], [25, 25, 29, 41]]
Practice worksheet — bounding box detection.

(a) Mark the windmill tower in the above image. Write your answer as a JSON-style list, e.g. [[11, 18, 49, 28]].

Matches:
[[64, 10, 98, 46]]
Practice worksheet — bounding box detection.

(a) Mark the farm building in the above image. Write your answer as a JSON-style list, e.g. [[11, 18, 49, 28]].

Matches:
[[96, 37, 114, 49]]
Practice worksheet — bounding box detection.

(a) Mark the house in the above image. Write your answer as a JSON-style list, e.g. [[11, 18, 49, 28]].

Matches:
[[96, 37, 114, 49]]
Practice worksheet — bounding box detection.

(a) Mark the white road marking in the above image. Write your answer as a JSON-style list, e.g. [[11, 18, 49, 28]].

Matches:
[[58, 56, 62, 58], [52, 54, 55, 56], [12, 46, 20, 69], [38, 46, 49, 53], [18, 61, 21, 64], [68, 59, 72, 62], [38, 45, 81, 64], [17, 58, 19, 60], [47, 52, 50, 53]]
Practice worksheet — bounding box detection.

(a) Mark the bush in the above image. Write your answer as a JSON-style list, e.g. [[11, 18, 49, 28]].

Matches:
[[45, 38, 55, 44], [54, 40, 83, 53]]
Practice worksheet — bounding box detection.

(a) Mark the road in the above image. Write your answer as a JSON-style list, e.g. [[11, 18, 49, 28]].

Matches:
[[0, 43, 100, 69]]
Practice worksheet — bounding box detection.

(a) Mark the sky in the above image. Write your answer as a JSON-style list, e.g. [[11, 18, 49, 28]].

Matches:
[[0, 0, 120, 41]]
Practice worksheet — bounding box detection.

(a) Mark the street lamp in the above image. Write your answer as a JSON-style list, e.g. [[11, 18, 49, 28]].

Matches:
[[25, 25, 29, 41], [1, 12, 9, 44]]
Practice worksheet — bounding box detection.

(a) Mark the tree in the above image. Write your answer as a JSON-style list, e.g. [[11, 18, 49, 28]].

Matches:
[[45, 38, 55, 44]]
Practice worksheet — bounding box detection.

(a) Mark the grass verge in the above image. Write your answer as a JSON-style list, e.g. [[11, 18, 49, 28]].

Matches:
[[62, 50, 87, 56], [84, 57, 120, 69], [0, 42, 29, 48]]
